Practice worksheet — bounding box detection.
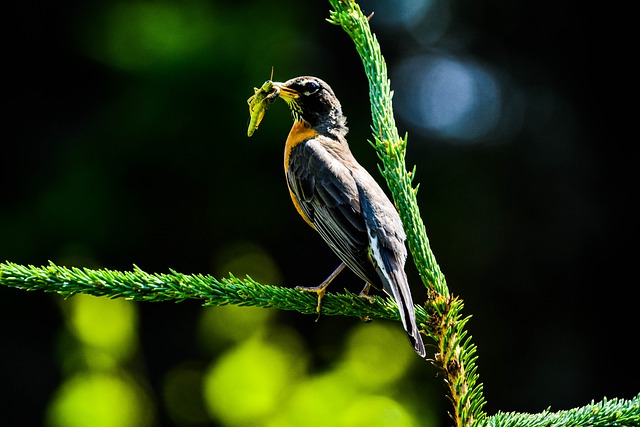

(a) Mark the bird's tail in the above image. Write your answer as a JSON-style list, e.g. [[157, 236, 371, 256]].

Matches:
[[378, 249, 426, 358]]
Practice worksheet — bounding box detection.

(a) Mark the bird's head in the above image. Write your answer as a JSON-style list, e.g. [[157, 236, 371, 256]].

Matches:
[[272, 76, 347, 135]]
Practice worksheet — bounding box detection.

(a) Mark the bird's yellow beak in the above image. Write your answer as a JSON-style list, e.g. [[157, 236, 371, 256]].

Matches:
[[271, 82, 300, 103]]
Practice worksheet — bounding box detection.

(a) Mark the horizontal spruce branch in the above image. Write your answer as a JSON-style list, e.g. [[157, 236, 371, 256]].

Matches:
[[481, 394, 640, 427], [0, 261, 430, 322]]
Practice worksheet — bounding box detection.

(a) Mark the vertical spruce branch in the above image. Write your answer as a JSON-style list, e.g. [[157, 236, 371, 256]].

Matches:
[[327, 1, 485, 425]]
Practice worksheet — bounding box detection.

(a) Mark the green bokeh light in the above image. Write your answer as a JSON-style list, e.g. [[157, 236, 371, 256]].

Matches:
[[267, 370, 421, 427], [203, 334, 307, 425], [340, 321, 415, 388], [102, 1, 218, 71], [46, 372, 154, 427], [269, 372, 355, 427], [213, 241, 283, 285], [339, 395, 416, 427], [66, 294, 138, 364], [198, 305, 274, 351]]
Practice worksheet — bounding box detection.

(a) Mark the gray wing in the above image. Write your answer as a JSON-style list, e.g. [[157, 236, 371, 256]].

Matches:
[[286, 137, 379, 286]]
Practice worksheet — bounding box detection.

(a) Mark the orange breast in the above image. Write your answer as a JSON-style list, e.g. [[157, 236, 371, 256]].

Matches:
[[284, 121, 318, 230], [283, 121, 318, 171]]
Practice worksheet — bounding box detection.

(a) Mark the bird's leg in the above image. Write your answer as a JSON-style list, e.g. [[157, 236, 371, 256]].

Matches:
[[358, 282, 375, 303], [296, 262, 346, 314], [358, 282, 374, 323]]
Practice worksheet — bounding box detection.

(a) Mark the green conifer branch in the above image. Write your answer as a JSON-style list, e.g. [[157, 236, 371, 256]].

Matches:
[[326, 4, 446, 297], [481, 394, 640, 427], [327, 1, 483, 425], [0, 261, 431, 321]]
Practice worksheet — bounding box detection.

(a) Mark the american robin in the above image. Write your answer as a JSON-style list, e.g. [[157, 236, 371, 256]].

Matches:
[[249, 76, 426, 357]]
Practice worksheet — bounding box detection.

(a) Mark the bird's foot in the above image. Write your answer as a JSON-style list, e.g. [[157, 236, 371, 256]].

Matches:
[[296, 262, 346, 319], [295, 282, 329, 316]]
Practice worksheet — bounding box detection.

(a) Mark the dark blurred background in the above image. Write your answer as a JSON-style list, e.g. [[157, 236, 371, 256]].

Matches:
[[2, 0, 635, 426]]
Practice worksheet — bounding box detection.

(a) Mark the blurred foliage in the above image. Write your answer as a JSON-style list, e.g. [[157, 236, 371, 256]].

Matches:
[[47, 371, 154, 427], [2, 0, 636, 425], [47, 295, 154, 427]]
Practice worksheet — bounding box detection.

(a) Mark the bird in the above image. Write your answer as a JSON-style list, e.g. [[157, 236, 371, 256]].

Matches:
[[253, 76, 426, 357]]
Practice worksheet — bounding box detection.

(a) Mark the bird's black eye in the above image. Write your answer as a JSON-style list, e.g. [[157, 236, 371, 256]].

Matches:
[[302, 81, 320, 96]]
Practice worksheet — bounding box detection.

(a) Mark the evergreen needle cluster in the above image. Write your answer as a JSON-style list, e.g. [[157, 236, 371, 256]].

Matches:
[[0, 261, 414, 320]]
